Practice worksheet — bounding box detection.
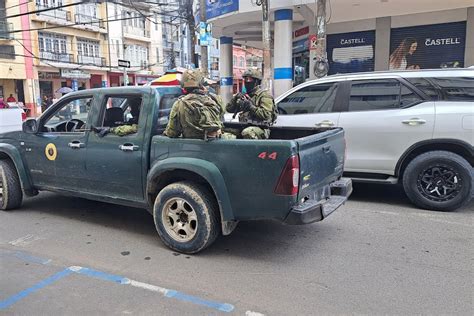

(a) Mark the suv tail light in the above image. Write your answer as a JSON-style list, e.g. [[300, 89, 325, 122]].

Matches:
[[274, 155, 300, 196], [21, 112, 27, 121]]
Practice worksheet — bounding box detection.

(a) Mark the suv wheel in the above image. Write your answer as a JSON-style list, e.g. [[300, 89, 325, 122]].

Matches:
[[402, 151, 473, 211], [153, 181, 220, 254], [0, 159, 23, 210]]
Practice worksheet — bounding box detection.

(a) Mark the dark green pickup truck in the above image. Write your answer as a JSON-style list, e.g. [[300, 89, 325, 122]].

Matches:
[[0, 87, 352, 253]]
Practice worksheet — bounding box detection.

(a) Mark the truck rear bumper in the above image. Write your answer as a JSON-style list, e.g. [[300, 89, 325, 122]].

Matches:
[[284, 178, 352, 225]]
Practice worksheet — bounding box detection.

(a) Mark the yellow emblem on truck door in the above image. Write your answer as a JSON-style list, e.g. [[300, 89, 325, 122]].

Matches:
[[45, 143, 57, 161]]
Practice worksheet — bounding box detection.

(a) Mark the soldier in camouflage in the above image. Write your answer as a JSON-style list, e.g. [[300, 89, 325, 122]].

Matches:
[[226, 69, 277, 139], [164, 69, 225, 139]]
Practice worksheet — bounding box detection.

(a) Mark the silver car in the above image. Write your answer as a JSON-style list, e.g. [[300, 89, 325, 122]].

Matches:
[[276, 68, 473, 211]]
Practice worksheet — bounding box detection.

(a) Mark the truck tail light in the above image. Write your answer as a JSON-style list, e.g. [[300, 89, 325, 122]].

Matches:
[[21, 112, 27, 121], [274, 155, 299, 196]]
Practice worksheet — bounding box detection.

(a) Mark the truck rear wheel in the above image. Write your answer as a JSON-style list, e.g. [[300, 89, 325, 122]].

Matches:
[[153, 181, 220, 254], [0, 159, 23, 210], [402, 151, 472, 211]]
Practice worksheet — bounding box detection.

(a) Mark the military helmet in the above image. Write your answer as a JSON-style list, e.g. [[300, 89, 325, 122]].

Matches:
[[242, 68, 262, 80], [181, 69, 204, 89]]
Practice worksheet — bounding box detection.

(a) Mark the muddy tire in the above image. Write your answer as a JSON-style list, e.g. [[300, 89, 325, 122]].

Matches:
[[153, 181, 220, 254], [0, 159, 23, 210], [402, 151, 472, 211]]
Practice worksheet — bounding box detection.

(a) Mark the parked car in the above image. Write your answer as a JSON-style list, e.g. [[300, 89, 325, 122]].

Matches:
[[0, 86, 351, 253], [275, 68, 473, 211], [0, 103, 26, 133]]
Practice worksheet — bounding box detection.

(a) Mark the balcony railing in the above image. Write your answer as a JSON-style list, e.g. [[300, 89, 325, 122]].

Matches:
[[0, 22, 13, 40], [75, 14, 104, 29], [123, 25, 150, 38], [36, 5, 71, 21], [77, 55, 106, 67], [40, 51, 73, 63]]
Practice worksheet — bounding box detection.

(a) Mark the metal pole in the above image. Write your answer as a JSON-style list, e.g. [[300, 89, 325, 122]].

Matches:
[[261, 0, 272, 93], [199, 0, 209, 76], [314, 0, 328, 78]]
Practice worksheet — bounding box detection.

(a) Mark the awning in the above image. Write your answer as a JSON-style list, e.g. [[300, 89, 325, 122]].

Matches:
[[149, 73, 182, 86]]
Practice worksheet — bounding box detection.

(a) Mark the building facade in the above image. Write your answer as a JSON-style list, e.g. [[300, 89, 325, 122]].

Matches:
[[1, 0, 171, 117]]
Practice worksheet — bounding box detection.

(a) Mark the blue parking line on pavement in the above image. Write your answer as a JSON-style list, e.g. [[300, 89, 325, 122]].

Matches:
[[72, 267, 130, 284], [165, 290, 235, 312], [0, 268, 73, 310]]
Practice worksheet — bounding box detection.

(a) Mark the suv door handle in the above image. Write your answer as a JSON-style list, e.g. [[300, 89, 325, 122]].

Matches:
[[119, 143, 139, 152], [315, 120, 335, 127], [68, 141, 85, 149], [402, 118, 427, 126]]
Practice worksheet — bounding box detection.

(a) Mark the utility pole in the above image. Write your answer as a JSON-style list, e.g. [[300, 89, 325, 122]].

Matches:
[[261, 0, 272, 93], [313, 0, 328, 78], [199, 0, 208, 76]]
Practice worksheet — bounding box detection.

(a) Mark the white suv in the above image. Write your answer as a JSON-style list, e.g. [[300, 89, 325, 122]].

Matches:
[[276, 69, 473, 211]]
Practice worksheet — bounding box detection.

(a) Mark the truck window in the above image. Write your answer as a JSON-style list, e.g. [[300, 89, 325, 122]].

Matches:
[[278, 82, 339, 114], [43, 96, 92, 133], [156, 94, 180, 132], [99, 95, 142, 129]]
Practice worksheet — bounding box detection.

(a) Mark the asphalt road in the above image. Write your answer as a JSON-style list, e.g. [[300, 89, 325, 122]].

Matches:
[[1, 184, 472, 315]]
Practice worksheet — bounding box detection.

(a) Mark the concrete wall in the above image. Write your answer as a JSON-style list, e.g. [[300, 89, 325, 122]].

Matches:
[[465, 7, 474, 67]]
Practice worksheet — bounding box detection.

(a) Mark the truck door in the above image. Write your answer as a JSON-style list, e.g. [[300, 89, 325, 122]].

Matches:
[[85, 93, 147, 202], [21, 94, 94, 190]]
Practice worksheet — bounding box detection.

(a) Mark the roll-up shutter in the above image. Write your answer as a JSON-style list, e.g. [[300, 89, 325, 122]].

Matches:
[[390, 22, 466, 70], [327, 30, 375, 75]]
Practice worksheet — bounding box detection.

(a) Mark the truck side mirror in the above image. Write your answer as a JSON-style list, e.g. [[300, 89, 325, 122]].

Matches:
[[23, 119, 38, 134]]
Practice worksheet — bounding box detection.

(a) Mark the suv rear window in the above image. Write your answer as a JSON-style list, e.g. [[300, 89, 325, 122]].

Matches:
[[432, 77, 474, 101], [349, 79, 422, 111]]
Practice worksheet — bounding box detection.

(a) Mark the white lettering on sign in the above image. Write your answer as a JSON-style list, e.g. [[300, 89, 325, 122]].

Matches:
[[425, 38, 461, 46], [340, 38, 366, 45]]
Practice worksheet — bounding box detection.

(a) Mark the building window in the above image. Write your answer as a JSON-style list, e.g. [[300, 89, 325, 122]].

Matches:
[[233, 55, 236, 66], [77, 38, 100, 57], [39, 32, 67, 53], [239, 56, 244, 68], [0, 45, 15, 59]]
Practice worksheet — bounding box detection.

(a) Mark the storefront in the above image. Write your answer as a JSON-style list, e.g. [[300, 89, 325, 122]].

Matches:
[[389, 22, 466, 70], [108, 71, 136, 87]]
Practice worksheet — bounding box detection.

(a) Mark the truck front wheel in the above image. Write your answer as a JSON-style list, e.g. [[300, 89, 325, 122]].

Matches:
[[402, 151, 472, 211], [153, 181, 220, 254], [0, 159, 23, 210]]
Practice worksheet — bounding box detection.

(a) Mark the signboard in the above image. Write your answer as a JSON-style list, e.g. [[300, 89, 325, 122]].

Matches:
[[326, 30, 375, 75], [118, 59, 131, 68], [390, 22, 466, 70], [292, 38, 309, 54], [206, 0, 239, 20], [199, 22, 212, 46], [61, 69, 91, 79], [294, 26, 309, 38], [309, 34, 318, 50]]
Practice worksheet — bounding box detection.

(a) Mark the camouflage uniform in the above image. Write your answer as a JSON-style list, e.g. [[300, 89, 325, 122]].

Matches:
[[165, 69, 224, 139], [111, 124, 138, 136], [226, 69, 277, 139]]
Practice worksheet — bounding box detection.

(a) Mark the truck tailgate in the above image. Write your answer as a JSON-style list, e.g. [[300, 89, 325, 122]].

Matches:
[[296, 128, 345, 202]]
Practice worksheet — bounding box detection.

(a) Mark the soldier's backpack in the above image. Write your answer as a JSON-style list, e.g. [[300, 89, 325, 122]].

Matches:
[[179, 92, 223, 135]]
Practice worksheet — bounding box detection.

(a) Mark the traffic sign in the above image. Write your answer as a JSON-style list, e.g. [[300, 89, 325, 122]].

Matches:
[[118, 59, 131, 68], [309, 34, 318, 50]]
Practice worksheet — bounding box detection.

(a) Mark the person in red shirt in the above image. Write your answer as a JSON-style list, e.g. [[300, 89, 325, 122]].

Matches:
[[6, 94, 16, 102], [0, 98, 7, 109]]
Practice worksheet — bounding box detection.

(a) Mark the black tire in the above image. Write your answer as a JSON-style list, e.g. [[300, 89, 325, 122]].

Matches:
[[0, 159, 23, 210], [153, 181, 220, 254], [402, 151, 473, 211]]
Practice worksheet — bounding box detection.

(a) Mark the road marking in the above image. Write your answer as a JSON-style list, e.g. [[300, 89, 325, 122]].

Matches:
[[13, 251, 51, 265], [246, 311, 266, 316], [8, 234, 42, 247], [129, 280, 168, 294], [0, 268, 73, 309], [71, 266, 131, 285]]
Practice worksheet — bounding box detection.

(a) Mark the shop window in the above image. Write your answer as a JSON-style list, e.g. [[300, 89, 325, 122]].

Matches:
[[279, 82, 339, 115]]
